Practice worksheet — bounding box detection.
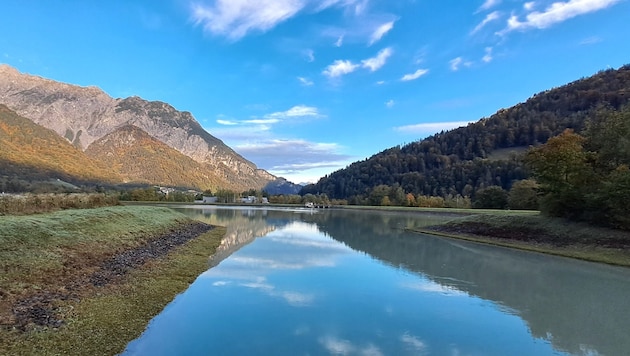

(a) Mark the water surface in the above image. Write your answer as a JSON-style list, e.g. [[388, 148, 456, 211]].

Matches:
[[124, 206, 630, 355]]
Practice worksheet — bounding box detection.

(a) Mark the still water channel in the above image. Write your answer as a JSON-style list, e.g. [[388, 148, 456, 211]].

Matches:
[[124, 206, 630, 356]]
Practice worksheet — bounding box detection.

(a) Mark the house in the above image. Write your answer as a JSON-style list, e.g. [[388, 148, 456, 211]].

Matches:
[[202, 196, 218, 203]]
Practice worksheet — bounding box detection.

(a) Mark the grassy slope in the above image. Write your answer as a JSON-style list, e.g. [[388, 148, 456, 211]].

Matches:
[[411, 212, 630, 267], [0, 206, 226, 355]]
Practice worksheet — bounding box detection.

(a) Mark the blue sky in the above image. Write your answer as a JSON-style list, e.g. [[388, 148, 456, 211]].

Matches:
[[1, 0, 629, 184]]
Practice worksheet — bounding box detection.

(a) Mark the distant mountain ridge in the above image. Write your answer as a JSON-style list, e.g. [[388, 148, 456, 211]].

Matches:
[[0, 64, 275, 191], [302, 65, 630, 202]]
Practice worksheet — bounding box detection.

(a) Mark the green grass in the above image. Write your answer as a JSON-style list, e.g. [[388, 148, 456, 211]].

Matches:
[[411, 213, 630, 267], [0, 206, 226, 355], [0, 206, 190, 297], [1, 227, 225, 355]]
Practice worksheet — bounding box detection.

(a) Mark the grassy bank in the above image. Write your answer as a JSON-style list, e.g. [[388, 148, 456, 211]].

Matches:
[[410, 213, 630, 267], [0, 206, 226, 355]]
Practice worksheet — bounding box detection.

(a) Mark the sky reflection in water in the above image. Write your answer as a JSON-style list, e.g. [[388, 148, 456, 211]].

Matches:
[[123, 207, 618, 356]]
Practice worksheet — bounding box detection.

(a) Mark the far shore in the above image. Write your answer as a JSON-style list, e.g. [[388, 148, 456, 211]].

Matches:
[[124, 201, 630, 267]]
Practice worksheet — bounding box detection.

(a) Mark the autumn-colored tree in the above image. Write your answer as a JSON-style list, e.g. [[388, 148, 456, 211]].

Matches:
[[525, 129, 594, 218], [508, 179, 539, 210]]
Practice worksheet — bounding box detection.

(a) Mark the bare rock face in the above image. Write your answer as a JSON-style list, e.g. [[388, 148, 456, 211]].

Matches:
[[0, 64, 275, 189]]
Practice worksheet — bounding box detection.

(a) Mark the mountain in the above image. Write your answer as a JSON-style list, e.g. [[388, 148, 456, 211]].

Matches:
[[0, 64, 275, 191], [262, 177, 303, 195], [302, 65, 630, 202], [0, 104, 121, 190], [84, 124, 236, 190]]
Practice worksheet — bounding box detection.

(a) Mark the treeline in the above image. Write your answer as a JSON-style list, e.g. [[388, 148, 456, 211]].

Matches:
[[0, 193, 119, 215], [301, 65, 630, 205], [526, 107, 630, 229]]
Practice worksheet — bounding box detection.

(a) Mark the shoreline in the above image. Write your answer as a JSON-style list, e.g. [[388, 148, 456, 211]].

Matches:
[[408, 213, 630, 268], [0, 206, 226, 355]]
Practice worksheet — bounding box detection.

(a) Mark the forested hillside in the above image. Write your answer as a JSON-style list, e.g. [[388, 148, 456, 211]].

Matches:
[[302, 65, 630, 205]]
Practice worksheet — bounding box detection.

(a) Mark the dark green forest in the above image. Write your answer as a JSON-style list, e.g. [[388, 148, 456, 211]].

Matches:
[[301, 65, 630, 212]]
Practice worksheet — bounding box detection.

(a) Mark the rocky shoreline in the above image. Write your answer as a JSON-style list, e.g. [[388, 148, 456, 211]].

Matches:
[[5, 221, 213, 331]]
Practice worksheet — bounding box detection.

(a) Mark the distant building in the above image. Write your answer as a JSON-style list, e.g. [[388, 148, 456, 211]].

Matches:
[[202, 196, 218, 203]]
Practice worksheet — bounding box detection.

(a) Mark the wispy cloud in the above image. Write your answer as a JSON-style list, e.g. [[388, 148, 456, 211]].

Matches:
[[235, 139, 352, 176], [191, 0, 304, 40], [471, 11, 501, 34], [400, 333, 427, 353], [303, 49, 315, 62], [369, 20, 395, 46], [477, 0, 501, 13], [482, 47, 493, 63], [401, 69, 429, 81], [190, 0, 371, 41], [385, 99, 395, 108], [449, 57, 472, 71], [297, 76, 314, 86], [334, 34, 344, 47], [499, 0, 621, 34], [580, 35, 603, 45], [361, 47, 393, 72], [323, 59, 360, 78], [216, 119, 239, 125], [319, 336, 384, 356], [265, 105, 322, 119], [394, 121, 473, 135], [216, 105, 321, 126], [524, 1, 536, 11]]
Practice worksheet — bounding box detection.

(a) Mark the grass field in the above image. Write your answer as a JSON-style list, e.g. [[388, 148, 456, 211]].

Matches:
[[0, 206, 226, 355]]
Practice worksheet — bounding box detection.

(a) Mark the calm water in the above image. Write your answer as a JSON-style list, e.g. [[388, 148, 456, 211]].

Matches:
[[124, 206, 630, 356]]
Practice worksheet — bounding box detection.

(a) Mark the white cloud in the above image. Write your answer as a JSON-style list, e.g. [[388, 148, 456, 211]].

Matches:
[[235, 139, 352, 179], [477, 0, 501, 12], [471, 11, 501, 34], [323, 59, 360, 78], [449, 57, 472, 71], [500, 0, 620, 34], [400, 333, 427, 353], [318, 336, 383, 356], [361, 47, 393, 72], [304, 49, 315, 62], [243, 118, 280, 125], [385, 99, 395, 108], [190, 0, 372, 41], [297, 76, 314, 86], [580, 35, 602, 45], [334, 34, 344, 47], [524, 1, 537, 11], [376, 80, 386, 85], [369, 21, 395, 46], [401, 69, 429, 81], [394, 121, 473, 134], [190, 0, 305, 40], [316, 0, 369, 14], [482, 47, 493, 63], [217, 119, 239, 125], [266, 105, 322, 119]]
